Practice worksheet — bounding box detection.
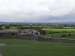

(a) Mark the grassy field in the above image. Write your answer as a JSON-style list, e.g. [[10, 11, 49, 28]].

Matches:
[[43, 29, 75, 39], [42, 29, 75, 31], [0, 39, 75, 56], [3, 26, 18, 31]]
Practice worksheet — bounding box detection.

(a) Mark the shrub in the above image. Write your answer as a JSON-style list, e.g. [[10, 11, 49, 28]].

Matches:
[[40, 30, 46, 35], [61, 35, 66, 37], [4, 26, 10, 29], [52, 36, 54, 37], [35, 32, 38, 35], [68, 34, 71, 36]]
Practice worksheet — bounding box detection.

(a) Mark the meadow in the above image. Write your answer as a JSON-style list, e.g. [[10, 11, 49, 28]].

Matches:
[[43, 29, 75, 39], [3, 26, 18, 31], [0, 39, 75, 56]]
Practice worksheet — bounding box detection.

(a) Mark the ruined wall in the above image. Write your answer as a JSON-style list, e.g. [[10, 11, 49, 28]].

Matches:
[[0, 31, 75, 43], [0, 32, 39, 40], [38, 38, 75, 43]]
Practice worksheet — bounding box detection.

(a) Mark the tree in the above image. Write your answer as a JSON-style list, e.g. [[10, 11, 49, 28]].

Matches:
[[0, 25, 3, 30], [4, 25, 10, 29], [40, 30, 46, 35]]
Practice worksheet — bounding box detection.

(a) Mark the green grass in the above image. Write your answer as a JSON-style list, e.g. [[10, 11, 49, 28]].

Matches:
[[64, 27, 74, 29], [42, 29, 75, 31], [43, 29, 75, 39], [0, 39, 75, 46], [0, 46, 75, 56], [4, 26, 18, 31], [0, 39, 75, 56]]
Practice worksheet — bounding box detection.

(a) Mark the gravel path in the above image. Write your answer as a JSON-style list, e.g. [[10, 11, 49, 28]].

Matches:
[[0, 43, 6, 56], [0, 43, 6, 46], [0, 53, 3, 56]]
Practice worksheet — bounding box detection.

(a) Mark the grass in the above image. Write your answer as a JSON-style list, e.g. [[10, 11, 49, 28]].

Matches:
[[42, 29, 75, 31], [0, 46, 75, 56], [0, 39, 75, 56], [43, 29, 75, 39], [3, 26, 18, 31], [64, 27, 74, 29], [0, 39, 75, 46]]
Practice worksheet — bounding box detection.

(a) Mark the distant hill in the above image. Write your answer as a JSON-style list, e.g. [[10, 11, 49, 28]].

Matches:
[[51, 22, 75, 24]]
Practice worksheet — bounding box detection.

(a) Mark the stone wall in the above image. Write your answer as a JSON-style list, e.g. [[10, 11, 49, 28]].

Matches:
[[0, 31, 75, 43], [38, 38, 75, 43], [0, 31, 39, 40]]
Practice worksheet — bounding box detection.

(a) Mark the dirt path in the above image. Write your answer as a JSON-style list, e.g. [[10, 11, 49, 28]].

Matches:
[[2, 43, 75, 47], [0, 53, 3, 56], [0, 43, 75, 47]]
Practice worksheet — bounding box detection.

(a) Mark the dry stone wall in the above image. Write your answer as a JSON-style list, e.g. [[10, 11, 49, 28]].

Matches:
[[0, 31, 75, 43], [0, 31, 39, 40], [38, 38, 75, 43]]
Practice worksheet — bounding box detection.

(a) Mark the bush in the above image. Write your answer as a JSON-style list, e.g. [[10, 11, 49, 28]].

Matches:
[[0, 27, 3, 30], [68, 34, 71, 36], [35, 32, 38, 35], [52, 36, 54, 37], [50, 31, 52, 34], [40, 30, 46, 35], [65, 31, 66, 32], [61, 35, 66, 37], [4, 26, 10, 29]]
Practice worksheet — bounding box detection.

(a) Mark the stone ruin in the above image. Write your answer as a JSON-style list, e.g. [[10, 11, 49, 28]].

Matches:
[[0, 31, 75, 43], [0, 31, 41, 40]]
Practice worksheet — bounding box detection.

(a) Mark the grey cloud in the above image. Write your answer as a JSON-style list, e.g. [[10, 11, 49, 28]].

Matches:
[[0, 0, 75, 22]]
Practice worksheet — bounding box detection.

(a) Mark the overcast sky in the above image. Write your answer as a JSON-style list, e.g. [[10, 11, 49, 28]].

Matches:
[[0, 0, 75, 23]]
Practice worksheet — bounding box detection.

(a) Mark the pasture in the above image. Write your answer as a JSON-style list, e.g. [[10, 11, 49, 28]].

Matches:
[[43, 29, 75, 39], [0, 39, 75, 56], [3, 26, 18, 31]]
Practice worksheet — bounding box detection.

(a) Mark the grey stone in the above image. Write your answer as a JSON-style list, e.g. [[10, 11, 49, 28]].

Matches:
[[0, 53, 3, 56]]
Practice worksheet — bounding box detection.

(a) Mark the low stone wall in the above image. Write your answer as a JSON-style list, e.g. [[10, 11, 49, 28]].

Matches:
[[0, 31, 75, 43], [38, 38, 75, 43], [0, 32, 39, 40]]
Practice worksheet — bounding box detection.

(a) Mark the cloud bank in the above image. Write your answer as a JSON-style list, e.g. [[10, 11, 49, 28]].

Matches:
[[0, 0, 75, 22]]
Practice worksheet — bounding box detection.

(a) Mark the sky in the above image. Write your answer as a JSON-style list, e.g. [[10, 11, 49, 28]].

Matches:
[[0, 0, 75, 23]]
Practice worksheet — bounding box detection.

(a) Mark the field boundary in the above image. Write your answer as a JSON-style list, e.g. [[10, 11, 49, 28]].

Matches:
[[38, 37, 75, 43]]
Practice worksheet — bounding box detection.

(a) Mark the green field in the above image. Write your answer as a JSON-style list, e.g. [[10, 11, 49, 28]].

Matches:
[[43, 29, 75, 39], [3, 26, 18, 31], [0, 39, 75, 56]]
